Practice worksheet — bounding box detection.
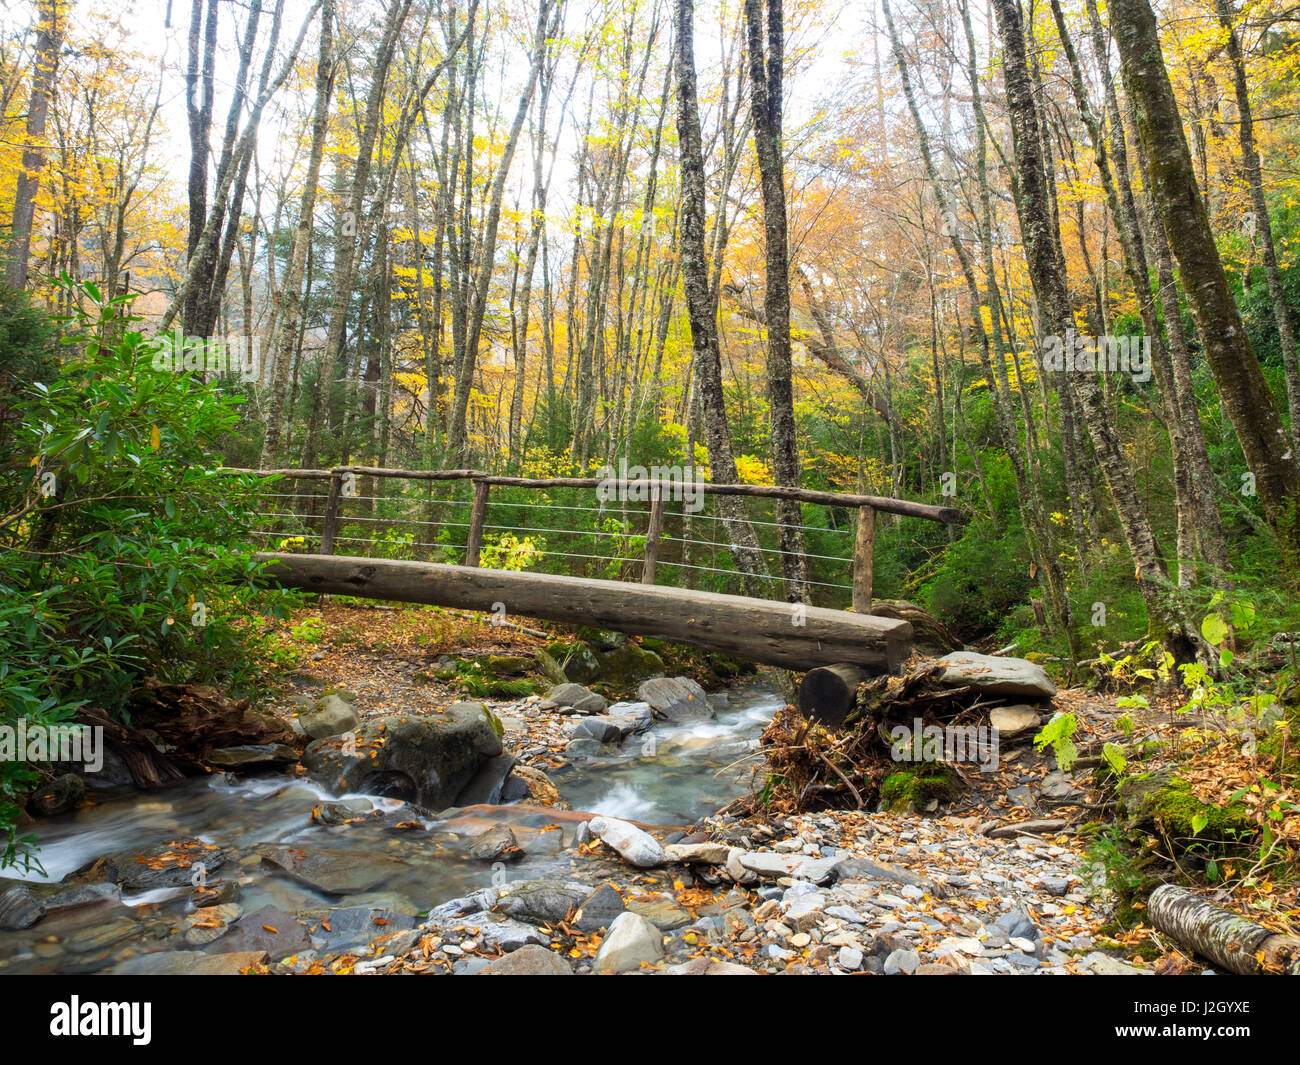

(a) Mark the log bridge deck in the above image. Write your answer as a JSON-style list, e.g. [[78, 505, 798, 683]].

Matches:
[[236, 467, 963, 674]]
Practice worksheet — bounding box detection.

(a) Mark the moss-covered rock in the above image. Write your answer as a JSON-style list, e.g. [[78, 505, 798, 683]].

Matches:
[[879, 766, 958, 812], [1118, 768, 1255, 844]]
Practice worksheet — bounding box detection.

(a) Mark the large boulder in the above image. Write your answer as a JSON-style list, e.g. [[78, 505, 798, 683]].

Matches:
[[933, 652, 1056, 699], [302, 703, 502, 809], [298, 693, 361, 740], [637, 677, 714, 722]]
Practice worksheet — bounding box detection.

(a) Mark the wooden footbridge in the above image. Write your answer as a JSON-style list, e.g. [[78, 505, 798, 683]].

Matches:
[[229, 466, 962, 674]]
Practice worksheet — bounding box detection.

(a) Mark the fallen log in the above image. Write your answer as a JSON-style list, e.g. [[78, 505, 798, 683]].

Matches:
[[255, 553, 913, 673], [1148, 884, 1300, 974], [799, 664, 870, 730]]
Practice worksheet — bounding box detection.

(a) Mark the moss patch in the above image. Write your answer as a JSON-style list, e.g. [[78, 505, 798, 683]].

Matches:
[[879, 765, 958, 812]]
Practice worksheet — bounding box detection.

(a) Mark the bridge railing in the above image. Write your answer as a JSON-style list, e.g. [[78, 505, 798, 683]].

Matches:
[[221, 465, 961, 610]]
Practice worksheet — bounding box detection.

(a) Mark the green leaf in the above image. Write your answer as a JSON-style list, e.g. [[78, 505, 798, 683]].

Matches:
[[1200, 612, 1229, 647], [1191, 812, 1209, 836]]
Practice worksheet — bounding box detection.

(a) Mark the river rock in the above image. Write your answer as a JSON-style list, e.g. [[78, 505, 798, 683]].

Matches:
[[663, 958, 757, 975], [474, 915, 547, 952], [565, 738, 606, 759], [0, 882, 44, 930], [25, 773, 86, 817], [492, 881, 588, 925], [592, 911, 664, 973], [468, 824, 522, 862], [989, 704, 1041, 737], [205, 904, 311, 959], [663, 842, 730, 865], [574, 883, 625, 932], [571, 717, 624, 744], [510, 763, 563, 807], [74, 842, 228, 892], [637, 677, 714, 722], [259, 845, 407, 896], [479, 944, 572, 975], [207, 744, 300, 769], [302, 703, 502, 809], [588, 815, 664, 867], [934, 652, 1056, 698], [541, 683, 607, 715], [298, 694, 361, 740], [314, 907, 418, 950], [627, 896, 691, 930], [110, 949, 269, 975], [179, 903, 242, 946]]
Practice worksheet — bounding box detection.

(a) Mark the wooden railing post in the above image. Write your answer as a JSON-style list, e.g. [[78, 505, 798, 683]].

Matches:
[[642, 483, 665, 584], [465, 479, 490, 567], [320, 471, 343, 555], [852, 504, 876, 612]]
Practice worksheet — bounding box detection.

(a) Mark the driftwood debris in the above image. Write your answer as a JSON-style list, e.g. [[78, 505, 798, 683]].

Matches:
[[128, 678, 301, 766], [1148, 884, 1300, 975]]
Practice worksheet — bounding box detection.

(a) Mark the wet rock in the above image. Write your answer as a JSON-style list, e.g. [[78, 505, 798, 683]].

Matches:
[[571, 717, 624, 744], [468, 824, 522, 862], [593, 643, 666, 691], [574, 884, 625, 932], [479, 944, 572, 975], [179, 903, 242, 946], [259, 845, 407, 897], [302, 704, 502, 810], [206, 904, 311, 959], [207, 744, 300, 769], [455, 753, 518, 806], [934, 652, 1056, 699], [637, 677, 714, 722], [298, 694, 360, 740], [492, 881, 588, 925], [64, 918, 139, 954], [565, 738, 606, 759], [0, 883, 44, 930], [541, 683, 607, 715], [314, 907, 418, 950], [25, 773, 86, 817], [110, 949, 269, 975], [509, 763, 563, 807], [592, 911, 664, 973], [588, 815, 664, 867], [76, 842, 228, 892]]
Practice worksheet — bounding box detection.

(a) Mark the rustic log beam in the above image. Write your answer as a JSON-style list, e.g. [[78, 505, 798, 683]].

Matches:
[[799, 663, 871, 730], [852, 505, 876, 612], [255, 553, 914, 672], [221, 467, 963, 524], [642, 484, 665, 585], [465, 480, 490, 567], [1148, 884, 1300, 974]]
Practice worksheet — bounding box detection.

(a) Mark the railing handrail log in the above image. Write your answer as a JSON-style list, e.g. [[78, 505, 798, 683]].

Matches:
[[219, 466, 963, 524]]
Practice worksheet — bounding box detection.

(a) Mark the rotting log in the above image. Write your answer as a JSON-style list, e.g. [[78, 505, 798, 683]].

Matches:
[[799, 663, 870, 730], [256, 553, 914, 672], [1148, 884, 1300, 974]]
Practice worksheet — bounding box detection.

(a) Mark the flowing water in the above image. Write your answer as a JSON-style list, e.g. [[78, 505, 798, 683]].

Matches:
[[0, 682, 781, 973]]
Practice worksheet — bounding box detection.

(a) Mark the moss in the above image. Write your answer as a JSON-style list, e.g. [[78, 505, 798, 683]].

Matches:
[[1119, 768, 1255, 845], [319, 686, 357, 703], [879, 766, 957, 812]]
